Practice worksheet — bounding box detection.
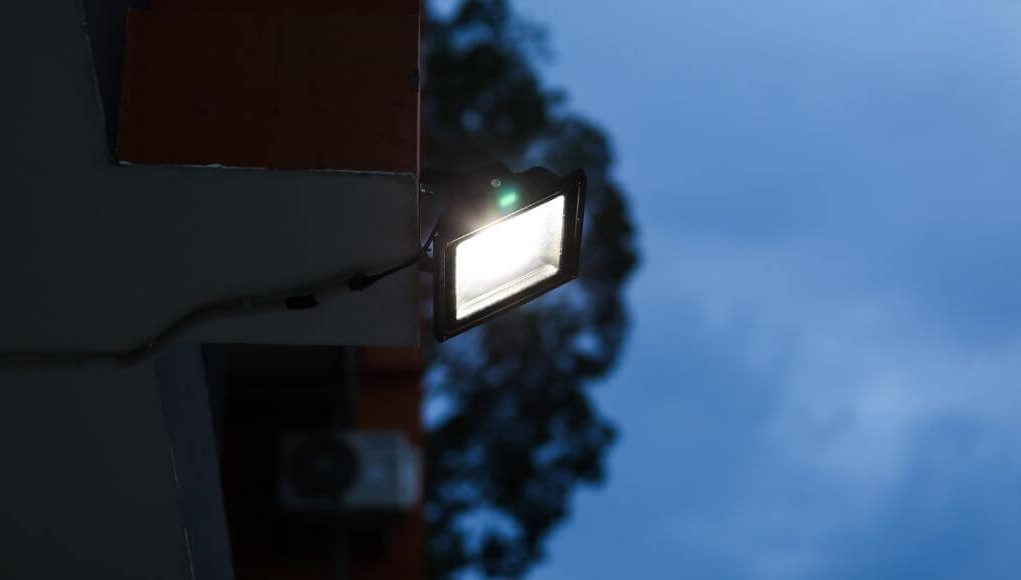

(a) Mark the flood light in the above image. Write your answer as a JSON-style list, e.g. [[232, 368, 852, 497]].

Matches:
[[431, 167, 586, 342]]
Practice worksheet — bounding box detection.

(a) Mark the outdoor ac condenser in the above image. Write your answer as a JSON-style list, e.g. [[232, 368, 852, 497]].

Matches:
[[279, 430, 421, 513]]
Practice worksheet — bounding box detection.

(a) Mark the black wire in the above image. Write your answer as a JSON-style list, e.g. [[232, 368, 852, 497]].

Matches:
[[0, 230, 438, 369], [348, 253, 423, 291], [348, 220, 439, 292]]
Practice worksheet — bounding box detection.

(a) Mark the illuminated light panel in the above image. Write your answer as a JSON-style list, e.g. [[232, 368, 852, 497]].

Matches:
[[454, 195, 565, 320]]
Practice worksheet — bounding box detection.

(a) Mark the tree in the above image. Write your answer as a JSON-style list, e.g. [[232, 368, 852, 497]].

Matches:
[[423, 1, 639, 577]]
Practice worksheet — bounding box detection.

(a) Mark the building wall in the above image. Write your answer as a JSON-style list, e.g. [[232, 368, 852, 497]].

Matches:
[[216, 345, 426, 580], [2, 0, 421, 353], [117, 1, 420, 172], [0, 366, 192, 579], [351, 347, 427, 580], [0, 1, 422, 578]]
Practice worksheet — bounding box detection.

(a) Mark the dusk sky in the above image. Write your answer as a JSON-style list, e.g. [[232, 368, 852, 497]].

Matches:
[[460, 1, 1021, 579]]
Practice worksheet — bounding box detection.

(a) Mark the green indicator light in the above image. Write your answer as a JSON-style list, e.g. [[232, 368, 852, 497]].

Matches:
[[498, 190, 519, 210]]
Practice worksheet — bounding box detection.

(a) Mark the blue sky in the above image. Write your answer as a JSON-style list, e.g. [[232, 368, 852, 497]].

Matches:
[[487, 1, 1021, 579], [443, 0, 1021, 575]]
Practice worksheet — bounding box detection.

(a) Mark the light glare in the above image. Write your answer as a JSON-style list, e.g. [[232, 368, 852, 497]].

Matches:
[[498, 191, 519, 210], [454, 195, 565, 320]]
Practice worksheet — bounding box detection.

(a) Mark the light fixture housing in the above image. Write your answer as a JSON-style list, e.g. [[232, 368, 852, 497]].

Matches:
[[432, 167, 586, 342]]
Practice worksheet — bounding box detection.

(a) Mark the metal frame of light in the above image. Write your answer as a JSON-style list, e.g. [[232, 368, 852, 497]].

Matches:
[[432, 167, 586, 342]]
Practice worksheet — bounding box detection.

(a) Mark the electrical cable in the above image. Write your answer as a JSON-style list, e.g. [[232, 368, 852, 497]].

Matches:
[[0, 232, 436, 370]]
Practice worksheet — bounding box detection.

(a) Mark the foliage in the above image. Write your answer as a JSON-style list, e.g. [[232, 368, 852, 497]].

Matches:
[[424, 1, 639, 577]]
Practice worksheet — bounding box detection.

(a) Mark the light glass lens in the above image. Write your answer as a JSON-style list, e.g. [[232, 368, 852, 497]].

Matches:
[[454, 195, 565, 320]]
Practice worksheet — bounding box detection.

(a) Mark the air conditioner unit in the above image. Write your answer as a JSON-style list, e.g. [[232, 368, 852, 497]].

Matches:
[[278, 431, 421, 513]]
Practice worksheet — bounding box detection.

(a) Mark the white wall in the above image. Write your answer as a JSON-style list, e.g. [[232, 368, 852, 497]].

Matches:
[[0, 365, 192, 579]]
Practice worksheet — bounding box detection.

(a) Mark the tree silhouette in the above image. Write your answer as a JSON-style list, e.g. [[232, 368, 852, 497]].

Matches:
[[423, 1, 639, 577]]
